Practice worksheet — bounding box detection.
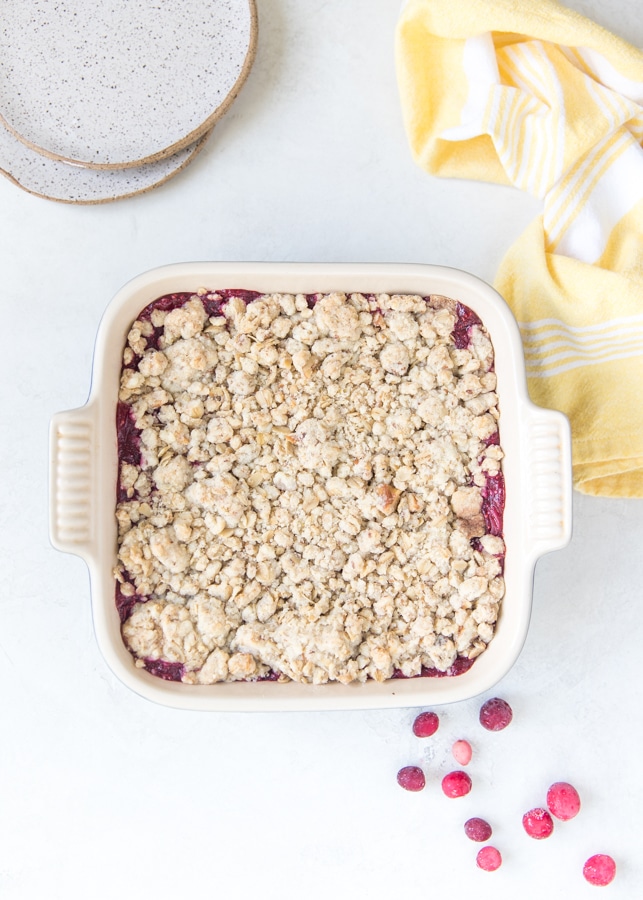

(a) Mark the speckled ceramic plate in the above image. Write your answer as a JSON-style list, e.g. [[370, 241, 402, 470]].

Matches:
[[0, 120, 211, 204], [0, 0, 256, 169]]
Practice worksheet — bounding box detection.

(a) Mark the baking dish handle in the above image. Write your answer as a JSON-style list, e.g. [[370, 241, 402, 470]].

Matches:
[[49, 404, 98, 561], [523, 405, 573, 559]]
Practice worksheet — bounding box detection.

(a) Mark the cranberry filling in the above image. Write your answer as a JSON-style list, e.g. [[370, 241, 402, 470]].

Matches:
[[138, 289, 262, 321], [133, 290, 263, 354], [116, 402, 143, 502], [115, 577, 145, 624], [117, 290, 505, 684], [391, 656, 476, 680], [116, 407, 143, 496], [255, 670, 282, 682], [453, 303, 505, 538], [139, 291, 195, 318], [135, 291, 196, 353], [215, 289, 263, 305], [116, 401, 142, 467], [481, 472, 505, 536], [453, 301, 482, 349], [143, 658, 186, 682]]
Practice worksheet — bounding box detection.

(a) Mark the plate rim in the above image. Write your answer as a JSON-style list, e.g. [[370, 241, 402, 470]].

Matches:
[[0, 0, 257, 171], [0, 126, 212, 204]]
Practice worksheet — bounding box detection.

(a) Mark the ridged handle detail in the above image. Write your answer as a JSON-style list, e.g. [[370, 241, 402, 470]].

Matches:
[[525, 408, 572, 555], [50, 409, 95, 557]]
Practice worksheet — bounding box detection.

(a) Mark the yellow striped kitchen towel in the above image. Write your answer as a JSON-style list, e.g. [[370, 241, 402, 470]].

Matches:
[[396, 0, 643, 497]]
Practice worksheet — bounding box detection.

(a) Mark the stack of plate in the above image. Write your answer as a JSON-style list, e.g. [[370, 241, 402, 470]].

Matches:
[[0, 0, 257, 203]]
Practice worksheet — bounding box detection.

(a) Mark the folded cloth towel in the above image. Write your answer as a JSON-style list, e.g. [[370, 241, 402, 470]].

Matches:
[[396, 0, 643, 497]]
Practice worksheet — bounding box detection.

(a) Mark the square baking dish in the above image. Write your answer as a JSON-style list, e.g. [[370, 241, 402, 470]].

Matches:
[[49, 262, 572, 710]]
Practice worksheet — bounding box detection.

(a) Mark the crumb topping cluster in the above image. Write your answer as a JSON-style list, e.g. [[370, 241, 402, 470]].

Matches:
[[114, 289, 505, 684]]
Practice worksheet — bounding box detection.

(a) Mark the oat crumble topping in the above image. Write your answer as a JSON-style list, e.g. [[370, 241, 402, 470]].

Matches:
[[114, 289, 506, 685]]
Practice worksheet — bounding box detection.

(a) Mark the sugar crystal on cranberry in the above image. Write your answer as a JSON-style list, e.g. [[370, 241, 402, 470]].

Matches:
[[546, 781, 581, 821], [479, 697, 513, 731], [464, 818, 492, 842], [442, 770, 472, 798], [522, 808, 554, 839], [476, 846, 502, 872], [583, 854, 616, 886], [397, 766, 426, 792], [413, 711, 439, 737]]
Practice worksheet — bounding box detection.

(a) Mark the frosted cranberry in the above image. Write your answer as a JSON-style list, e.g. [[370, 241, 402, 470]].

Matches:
[[442, 770, 472, 798], [583, 854, 616, 886], [397, 766, 425, 792], [522, 808, 554, 839], [452, 739, 472, 765], [464, 818, 492, 842], [476, 846, 502, 871], [546, 782, 581, 821], [479, 697, 513, 731], [413, 711, 439, 737]]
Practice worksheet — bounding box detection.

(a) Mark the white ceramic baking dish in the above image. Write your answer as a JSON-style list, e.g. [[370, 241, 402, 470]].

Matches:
[[49, 262, 572, 710]]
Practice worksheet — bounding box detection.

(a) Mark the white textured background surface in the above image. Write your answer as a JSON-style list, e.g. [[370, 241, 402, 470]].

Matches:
[[1, 2, 641, 898]]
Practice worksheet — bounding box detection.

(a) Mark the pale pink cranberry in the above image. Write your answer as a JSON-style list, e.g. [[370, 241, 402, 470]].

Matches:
[[479, 697, 513, 731], [476, 846, 502, 872], [413, 711, 439, 737], [464, 817, 492, 842], [452, 739, 472, 765], [522, 807, 554, 839], [546, 782, 581, 821], [583, 854, 616, 886], [397, 765, 425, 792], [442, 770, 472, 798]]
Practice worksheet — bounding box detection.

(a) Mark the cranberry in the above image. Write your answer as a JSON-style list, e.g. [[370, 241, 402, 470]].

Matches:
[[464, 818, 492, 842], [476, 846, 502, 871], [442, 770, 472, 798], [583, 854, 616, 886], [452, 739, 472, 765], [479, 697, 513, 731], [412, 711, 439, 737], [522, 808, 554, 839], [546, 782, 581, 821], [397, 766, 425, 792]]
